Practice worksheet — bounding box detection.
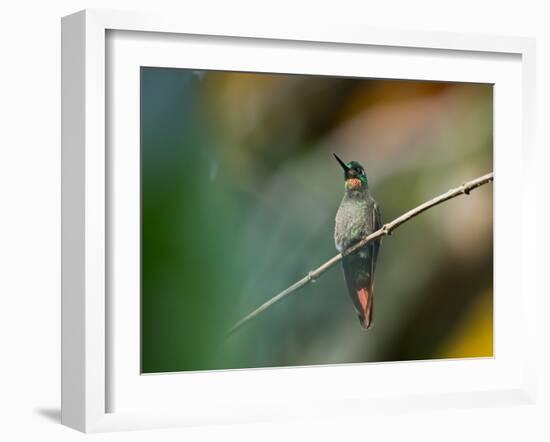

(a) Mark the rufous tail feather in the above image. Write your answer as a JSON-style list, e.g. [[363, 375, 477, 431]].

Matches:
[[357, 287, 374, 329]]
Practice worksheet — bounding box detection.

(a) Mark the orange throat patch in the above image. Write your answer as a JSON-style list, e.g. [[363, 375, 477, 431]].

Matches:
[[345, 178, 363, 190]]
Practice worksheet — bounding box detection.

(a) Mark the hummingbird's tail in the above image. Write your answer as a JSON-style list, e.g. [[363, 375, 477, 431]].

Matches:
[[356, 286, 374, 330], [342, 252, 377, 330]]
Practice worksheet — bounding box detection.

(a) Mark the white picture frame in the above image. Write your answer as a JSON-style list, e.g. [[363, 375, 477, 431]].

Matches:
[[61, 9, 537, 433]]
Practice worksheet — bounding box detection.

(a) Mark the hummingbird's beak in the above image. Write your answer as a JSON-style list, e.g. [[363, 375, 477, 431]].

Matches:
[[333, 153, 349, 172]]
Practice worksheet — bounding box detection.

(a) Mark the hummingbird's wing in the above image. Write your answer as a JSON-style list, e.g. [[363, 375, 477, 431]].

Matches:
[[342, 202, 382, 330], [373, 202, 382, 268]]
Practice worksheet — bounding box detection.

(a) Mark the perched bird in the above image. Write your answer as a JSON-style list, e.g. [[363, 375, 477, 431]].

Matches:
[[333, 154, 382, 329]]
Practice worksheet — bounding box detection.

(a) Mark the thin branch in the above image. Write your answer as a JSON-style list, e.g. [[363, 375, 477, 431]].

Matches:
[[226, 172, 494, 337]]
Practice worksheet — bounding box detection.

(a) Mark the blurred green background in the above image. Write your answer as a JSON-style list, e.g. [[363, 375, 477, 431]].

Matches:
[[141, 67, 493, 373]]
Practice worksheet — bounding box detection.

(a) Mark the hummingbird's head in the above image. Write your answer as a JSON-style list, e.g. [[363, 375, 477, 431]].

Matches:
[[333, 153, 368, 190]]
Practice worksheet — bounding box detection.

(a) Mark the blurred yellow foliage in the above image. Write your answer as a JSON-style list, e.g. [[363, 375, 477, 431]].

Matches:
[[437, 289, 493, 359]]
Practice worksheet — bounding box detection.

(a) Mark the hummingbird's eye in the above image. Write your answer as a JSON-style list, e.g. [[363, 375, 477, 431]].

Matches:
[[358, 168, 364, 176]]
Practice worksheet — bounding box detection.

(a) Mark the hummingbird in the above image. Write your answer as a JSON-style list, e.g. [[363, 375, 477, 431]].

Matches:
[[333, 153, 382, 330]]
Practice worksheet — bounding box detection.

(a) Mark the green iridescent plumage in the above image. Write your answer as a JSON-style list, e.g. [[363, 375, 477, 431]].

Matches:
[[333, 154, 382, 329]]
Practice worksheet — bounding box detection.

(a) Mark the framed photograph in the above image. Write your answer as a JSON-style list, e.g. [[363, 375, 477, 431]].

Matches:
[[61, 9, 537, 432]]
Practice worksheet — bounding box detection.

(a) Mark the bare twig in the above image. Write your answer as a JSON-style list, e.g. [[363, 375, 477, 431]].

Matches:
[[226, 172, 494, 337]]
